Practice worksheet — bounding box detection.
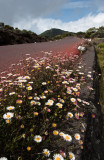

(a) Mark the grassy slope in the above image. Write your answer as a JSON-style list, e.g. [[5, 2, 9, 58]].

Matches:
[[94, 40, 104, 141]]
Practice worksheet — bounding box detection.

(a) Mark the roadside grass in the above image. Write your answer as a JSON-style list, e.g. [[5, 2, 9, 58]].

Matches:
[[95, 42, 104, 142]]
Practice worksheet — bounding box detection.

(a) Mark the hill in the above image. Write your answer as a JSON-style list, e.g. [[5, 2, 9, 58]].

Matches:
[[0, 23, 47, 46], [40, 28, 69, 38]]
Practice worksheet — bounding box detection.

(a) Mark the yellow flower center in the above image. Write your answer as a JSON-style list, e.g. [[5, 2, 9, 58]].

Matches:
[[34, 112, 38, 116], [44, 151, 48, 155], [9, 107, 12, 110], [6, 115, 10, 118], [36, 137, 40, 141], [52, 123, 57, 127], [6, 119, 10, 123], [75, 135, 79, 139], [27, 146, 31, 151], [53, 131, 58, 135], [65, 136, 70, 140], [69, 155, 73, 158], [56, 157, 61, 160]]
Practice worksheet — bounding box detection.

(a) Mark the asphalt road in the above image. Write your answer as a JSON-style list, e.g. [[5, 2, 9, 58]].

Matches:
[[0, 37, 84, 73]]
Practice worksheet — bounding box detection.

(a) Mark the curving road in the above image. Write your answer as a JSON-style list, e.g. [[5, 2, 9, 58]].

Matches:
[[0, 37, 85, 73]]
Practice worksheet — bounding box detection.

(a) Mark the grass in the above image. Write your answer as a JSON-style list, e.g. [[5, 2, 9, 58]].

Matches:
[[95, 42, 104, 142]]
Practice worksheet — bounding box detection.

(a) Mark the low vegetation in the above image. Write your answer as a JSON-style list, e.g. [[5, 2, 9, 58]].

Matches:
[[0, 23, 47, 46], [94, 40, 104, 142], [0, 49, 94, 160]]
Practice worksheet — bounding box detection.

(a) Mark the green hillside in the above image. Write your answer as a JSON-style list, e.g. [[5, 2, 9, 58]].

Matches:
[[40, 28, 69, 38]]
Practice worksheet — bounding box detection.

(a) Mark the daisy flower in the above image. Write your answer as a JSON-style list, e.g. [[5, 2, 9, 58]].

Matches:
[[19, 79, 27, 83], [56, 103, 63, 108], [28, 96, 33, 100], [74, 133, 81, 140], [36, 102, 41, 106], [69, 152, 75, 160], [42, 82, 47, 85], [53, 154, 64, 160], [43, 149, 50, 157], [34, 112, 39, 116], [27, 146, 31, 151], [45, 99, 54, 106], [77, 98, 81, 102], [70, 98, 76, 103], [87, 74, 91, 78], [5, 119, 11, 124], [52, 123, 57, 127], [44, 90, 48, 94], [0, 88, 3, 92], [59, 99, 65, 103], [59, 132, 65, 137], [26, 86, 32, 90], [3, 112, 14, 119], [0, 157, 8, 160], [63, 134, 72, 142], [73, 88, 78, 92], [6, 106, 15, 111], [40, 95, 46, 99], [24, 76, 31, 79], [46, 66, 51, 69], [16, 99, 22, 104], [67, 112, 73, 118], [53, 130, 59, 135], [34, 97, 40, 100], [9, 92, 16, 95], [30, 100, 36, 105], [34, 135, 42, 143], [67, 90, 72, 94], [62, 81, 69, 85]]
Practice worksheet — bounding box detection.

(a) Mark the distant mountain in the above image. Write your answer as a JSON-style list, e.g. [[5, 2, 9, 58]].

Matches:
[[40, 28, 69, 38]]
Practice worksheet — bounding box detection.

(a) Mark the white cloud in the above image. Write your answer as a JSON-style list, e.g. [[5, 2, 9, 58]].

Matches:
[[63, 0, 92, 9], [13, 12, 104, 34], [0, 0, 67, 24]]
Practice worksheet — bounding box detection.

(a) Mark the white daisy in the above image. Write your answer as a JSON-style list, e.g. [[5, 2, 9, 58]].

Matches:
[[9, 92, 16, 95], [67, 112, 73, 118], [56, 103, 63, 108], [77, 98, 81, 102], [53, 154, 64, 160], [69, 152, 75, 160], [0, 157, 8, 160], [40, 95, 46, 99], [62, 81, 69, 85], [74, 133, 81, 140], [6, 106, 15, 111], [73, 88, 78, 92], [42, 82, 47, 85], [59, 99, 65, 103], [59, 132, 65, 137], [34, 97, 40, 100], [43, 149, 50, 157], [34, 135, 42, 143], [3, 112, 14, 120], [45, 99, 54, 106], [70, 98, 76, 103], [36, 102, 41, 106], [63, 134, 72, 142], [30, 100, 36, 105], [24, 76, 31, 79], [26, 86, 32, 90]]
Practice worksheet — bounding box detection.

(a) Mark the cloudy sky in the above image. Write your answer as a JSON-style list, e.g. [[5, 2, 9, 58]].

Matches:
[[0, 0, 104, 34]]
